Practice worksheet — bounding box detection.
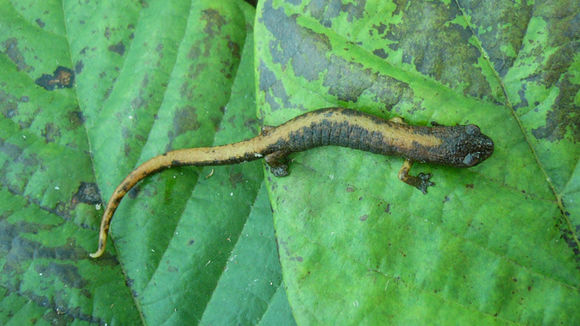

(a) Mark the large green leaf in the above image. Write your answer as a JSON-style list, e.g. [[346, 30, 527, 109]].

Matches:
[[0, 0, 294, 325], [2, 0, 578, 325], [255, 0, 579, 325]]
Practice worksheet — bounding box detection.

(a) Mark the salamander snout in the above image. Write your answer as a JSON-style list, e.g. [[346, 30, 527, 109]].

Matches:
[[459, 125, 494, 167]]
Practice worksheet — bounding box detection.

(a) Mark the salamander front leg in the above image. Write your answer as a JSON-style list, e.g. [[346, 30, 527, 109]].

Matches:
[[265, 151, 290, 177], [398, 159, 434, 194]]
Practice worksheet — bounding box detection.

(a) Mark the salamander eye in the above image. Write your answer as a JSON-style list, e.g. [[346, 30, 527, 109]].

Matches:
[[466, 125, 480, 135], [462, 153, 479, 166]]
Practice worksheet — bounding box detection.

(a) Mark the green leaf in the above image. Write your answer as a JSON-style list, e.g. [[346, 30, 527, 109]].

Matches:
[[255, 0, 579, 325], [2, 0, 578, 325], [1, 0, 294, 324]]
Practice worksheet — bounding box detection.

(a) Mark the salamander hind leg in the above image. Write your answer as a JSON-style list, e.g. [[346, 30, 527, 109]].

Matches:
[[265, 150, 290, 177], [398, 159, 434, 194]]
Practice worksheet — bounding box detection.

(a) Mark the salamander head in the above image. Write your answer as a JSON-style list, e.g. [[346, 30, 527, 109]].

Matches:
[[444, 124, 494, 167]]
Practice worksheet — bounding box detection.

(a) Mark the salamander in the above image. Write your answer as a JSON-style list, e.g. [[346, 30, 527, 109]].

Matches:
[[90, 107, 494, 258]]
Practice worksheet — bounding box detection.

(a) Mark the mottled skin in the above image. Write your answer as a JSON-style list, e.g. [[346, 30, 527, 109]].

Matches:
[[90, 108, 494, 258]]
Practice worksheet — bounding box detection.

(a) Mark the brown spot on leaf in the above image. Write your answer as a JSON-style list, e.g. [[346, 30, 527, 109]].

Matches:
[[35, 66, 75, 90], [67, 110, 85, 129], [72, 182, 102, 206]]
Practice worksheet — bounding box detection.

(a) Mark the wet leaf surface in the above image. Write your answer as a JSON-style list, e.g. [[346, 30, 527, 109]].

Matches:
[[1, 0, 578, 325]]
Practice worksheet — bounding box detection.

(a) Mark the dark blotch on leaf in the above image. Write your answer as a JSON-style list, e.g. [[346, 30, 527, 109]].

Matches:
[[41, 123, 61, 143], [373, 48, 388, 59], [304, 0, 366, 27], [229, 171, 244, 189], [75, 60, 84, 74], [542, 42, 578, 88], [372, 23, 387, 35], [201, 9, 227, 36], [531, 76, 579, 142], [290, 256, 303, 262], [108, 41, 126, 56], [464, 1, 533, 77], [556, 213, 580, 265], [513, 84, 529, 111], [296, 29, 332, 81], [386, 1, 492, 98], [261, 3, 330, 81], [258, 60, 293, 111], [68, 110, 85, 129], [0, 89, 19, 119], [260, 1, 414, 109], [0, 219, 90, 280], [227, 40, 241, 61], [72, 182, 102, 205], [385, 203, 391, 214], [36, 262, 88, 290], [35, 66, 75, 91], [303, 0, 337, 27], [3, 38, 33, 72], [172, 106, 201, 136]]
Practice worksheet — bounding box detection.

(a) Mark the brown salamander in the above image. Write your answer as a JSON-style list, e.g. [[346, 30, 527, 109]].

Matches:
[[90, 107, 493, 258]]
